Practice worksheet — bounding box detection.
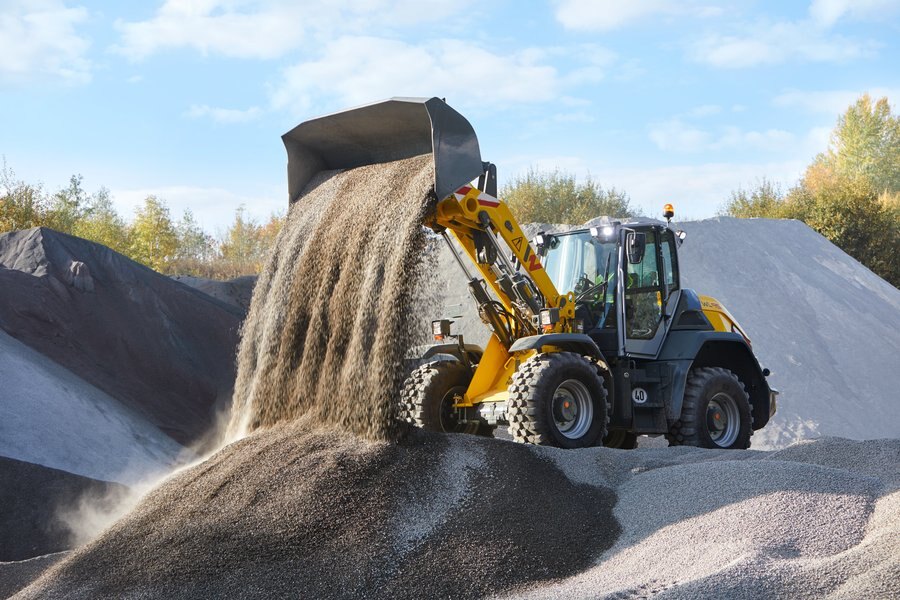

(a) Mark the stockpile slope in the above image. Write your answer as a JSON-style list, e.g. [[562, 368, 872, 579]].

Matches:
[[433, 217, 900, 448], [171, 275, 257, 313], [17, 424, 619, 599], [0, 227, 244, 444], [19, 432, 898, 599], [0, 457, 126, 562], [677, 217, 900, 448], [0, 329, 184, 483]]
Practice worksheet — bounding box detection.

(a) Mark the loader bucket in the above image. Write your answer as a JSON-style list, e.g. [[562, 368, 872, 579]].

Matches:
[[282, 97, 484, 204]]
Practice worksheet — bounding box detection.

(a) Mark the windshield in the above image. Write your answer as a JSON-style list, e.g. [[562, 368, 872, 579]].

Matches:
[[541, 231, 618, 295]]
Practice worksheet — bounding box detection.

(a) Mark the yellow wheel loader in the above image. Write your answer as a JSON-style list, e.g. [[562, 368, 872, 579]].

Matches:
[[283, 97, 777, 450]]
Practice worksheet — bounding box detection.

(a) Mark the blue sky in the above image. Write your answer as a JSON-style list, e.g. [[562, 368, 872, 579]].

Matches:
[[1, 0, 899, 230]]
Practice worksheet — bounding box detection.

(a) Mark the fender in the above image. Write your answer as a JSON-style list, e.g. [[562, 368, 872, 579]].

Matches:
[[659, 330, 773, 429], [420, 342, 484, 366], [509, 333, 602, 359]]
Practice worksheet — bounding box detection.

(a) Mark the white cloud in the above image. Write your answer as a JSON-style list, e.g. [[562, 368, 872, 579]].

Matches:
[[554, 0, 721, 31], [774, 88, 900, 115], [115, 0, 474, 60], [648, 119, 794, 153], [270, 36, 585, 114], [187, 104, 263, 123], [809, 0, 900, 27], [111, 185, 285, 231], [687, 104, 722, 118], [0, 0, 92, 85], [554, 0, 675, 31], [691, 19, 875, 68]]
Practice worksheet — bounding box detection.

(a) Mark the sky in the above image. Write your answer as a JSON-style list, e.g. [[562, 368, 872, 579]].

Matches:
[[1, 0, 899, 231]]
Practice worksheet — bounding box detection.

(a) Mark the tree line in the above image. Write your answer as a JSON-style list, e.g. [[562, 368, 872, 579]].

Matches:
[[721, 94, 899, 288], [0, 165, 283, 279], [2, 94, 896, 286]]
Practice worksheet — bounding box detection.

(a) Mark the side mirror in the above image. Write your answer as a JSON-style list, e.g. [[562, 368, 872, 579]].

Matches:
[[626, 232, 646, 264]]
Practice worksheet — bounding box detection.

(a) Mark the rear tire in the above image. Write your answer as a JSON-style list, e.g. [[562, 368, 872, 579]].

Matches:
[[603, 430, 638, 449], [507, 352, 608, 448], [399, 361, 494, 436], [667, 367, 753, 449]]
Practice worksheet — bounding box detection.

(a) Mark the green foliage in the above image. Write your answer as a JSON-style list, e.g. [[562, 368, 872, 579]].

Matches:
[[129, 196, 179, 272], [721, 179, 789, 219], [816, 94, 900, 194], [72, 188, 131, 255], [722, 94, 900, 288], [0, 162, 50, 230], [501, 168, 638, 224], [217, 206, 284, 276]]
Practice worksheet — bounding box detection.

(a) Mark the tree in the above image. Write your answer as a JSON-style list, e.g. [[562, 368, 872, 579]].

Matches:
[[46, 174, 89, 233], [721, 94, 900, 288], [0, 161, 49, 231], [129, 196, 178, 272], [720, 179, 790, 219], [501, 168, 638, 224], [72, 187, 130, 255], [811, 94, 900, 195], [175, 209, 215, 263]]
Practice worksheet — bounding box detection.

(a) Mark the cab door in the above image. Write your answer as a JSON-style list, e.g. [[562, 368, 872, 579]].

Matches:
[[622, 228, 679, 358]]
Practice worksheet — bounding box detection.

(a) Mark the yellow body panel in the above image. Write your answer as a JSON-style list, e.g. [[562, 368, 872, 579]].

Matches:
[[699, 295, 752, 343], [432, 188, 590, 408]]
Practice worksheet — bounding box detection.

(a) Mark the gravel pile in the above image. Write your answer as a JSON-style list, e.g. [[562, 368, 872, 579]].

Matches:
[[17, 423, 619, 599], [171, 275, 257, 313], [0, 457, 126, 561], [229, 156, 437, 441], [17, 433, 898, 599], [0, 227, 243, 445]]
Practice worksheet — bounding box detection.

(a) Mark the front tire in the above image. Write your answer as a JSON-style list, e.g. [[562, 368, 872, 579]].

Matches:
[[667, 367, 753, 449], [399, 361, 494, 436], [507, 352, 609, 448]]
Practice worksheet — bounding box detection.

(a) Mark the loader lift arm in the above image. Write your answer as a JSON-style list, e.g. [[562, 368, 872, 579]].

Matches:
[[430, 183, 575, 348]]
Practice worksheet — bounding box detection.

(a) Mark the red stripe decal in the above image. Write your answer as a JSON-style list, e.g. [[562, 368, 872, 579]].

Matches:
[[527, 255, 542, 272], [477, 198, 500, 207], [456, 185, 472, 195]]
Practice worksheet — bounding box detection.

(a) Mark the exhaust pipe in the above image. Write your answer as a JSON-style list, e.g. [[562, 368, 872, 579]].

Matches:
[[282, 97, 485, 203]]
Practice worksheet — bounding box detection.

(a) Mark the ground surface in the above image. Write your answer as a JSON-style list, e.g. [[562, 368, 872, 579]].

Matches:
[[15, 429, 900, 599]]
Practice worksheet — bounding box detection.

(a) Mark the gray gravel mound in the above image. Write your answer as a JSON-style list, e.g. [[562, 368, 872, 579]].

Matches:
[[171, 275, 257, 313], [0, 553, 67, 599], [17, 433, 899, 599], [509, 437, 900, 599], [18, 424, 619, 599], [0, 457, 126, 561], [0, 227, 243, 445]]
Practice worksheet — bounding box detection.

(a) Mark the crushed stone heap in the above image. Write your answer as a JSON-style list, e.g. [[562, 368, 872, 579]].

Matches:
[[17, 430, 898, 599], [0, 227, 243, 445]]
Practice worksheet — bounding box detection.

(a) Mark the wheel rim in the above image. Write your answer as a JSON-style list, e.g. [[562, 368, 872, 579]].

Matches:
[[439, 386, 464, 432], [551, 379, 594, 440], [707, 392, 740, 447]]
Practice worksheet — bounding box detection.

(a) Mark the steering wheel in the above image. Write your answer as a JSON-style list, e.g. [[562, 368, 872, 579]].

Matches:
[[574, 274, 594, 296]]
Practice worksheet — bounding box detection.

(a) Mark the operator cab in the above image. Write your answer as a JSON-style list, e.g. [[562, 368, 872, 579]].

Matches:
[[537, 218, 681, 359]]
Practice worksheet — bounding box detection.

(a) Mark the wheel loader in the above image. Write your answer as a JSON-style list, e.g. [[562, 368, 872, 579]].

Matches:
[[283, 97, 778, 450]]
